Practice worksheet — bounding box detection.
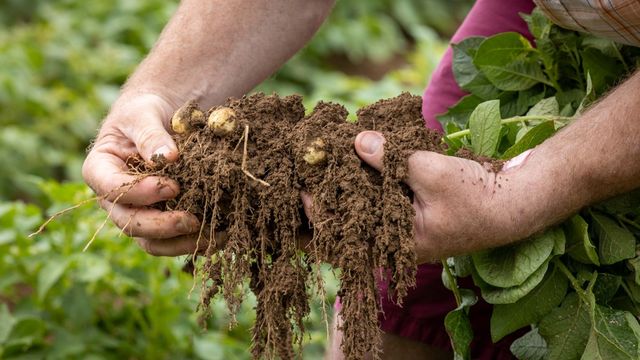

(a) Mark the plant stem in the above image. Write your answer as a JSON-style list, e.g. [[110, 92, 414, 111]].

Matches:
[[618, 215, 640, 231], [445, 115, 573, 141], [441, 258, 462, 307], [553, 258, 587, 299]]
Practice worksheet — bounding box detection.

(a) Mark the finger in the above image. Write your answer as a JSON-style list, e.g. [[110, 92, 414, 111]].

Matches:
[[121, 108, 179, 163], [135, 232, 224, 257], [83, 148, 180, 205], [300, 192, 314, 222], [100, 199, 200, 239], [354, 131, 385, 171]]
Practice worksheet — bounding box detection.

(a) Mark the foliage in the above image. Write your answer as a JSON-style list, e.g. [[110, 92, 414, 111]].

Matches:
[[439, 8, 640, 360]]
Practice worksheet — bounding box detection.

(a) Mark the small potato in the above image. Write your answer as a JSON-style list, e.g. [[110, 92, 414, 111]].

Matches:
[[171, 101, 204, 134], [208, 107, 237, 135], [303, 138, 326, 165]]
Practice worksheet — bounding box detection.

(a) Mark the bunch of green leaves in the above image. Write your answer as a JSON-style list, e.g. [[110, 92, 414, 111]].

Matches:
[[439, 8, 640, 360]]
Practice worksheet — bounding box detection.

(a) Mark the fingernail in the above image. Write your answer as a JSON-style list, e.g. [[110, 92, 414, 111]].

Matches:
[[359, 132, 383, 155], [159, 185, 176, 199], [177, 216, 198, 233], [154, 145, 171, 157]]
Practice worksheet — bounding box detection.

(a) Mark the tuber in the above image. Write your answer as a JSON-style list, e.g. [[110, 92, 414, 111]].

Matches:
[[207, 107, 237, 135]]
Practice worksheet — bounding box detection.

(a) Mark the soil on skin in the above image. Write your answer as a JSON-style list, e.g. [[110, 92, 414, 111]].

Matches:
[[134, 92, 498, 360]]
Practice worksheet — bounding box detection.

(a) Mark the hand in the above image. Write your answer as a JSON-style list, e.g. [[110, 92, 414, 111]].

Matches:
[[82, 92, 201, 256], [354, 131, 539, 262]]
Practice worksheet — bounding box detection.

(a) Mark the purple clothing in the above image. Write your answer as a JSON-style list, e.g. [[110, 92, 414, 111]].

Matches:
[[378, 0, 536, 359]]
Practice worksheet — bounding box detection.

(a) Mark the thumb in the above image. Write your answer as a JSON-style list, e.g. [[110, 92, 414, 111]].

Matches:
[[127, 113, 178, 164], [354, 131, 385, 171]]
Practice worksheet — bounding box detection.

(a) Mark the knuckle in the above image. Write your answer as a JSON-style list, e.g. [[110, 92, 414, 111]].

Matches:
[[136, 127, 166, 153]]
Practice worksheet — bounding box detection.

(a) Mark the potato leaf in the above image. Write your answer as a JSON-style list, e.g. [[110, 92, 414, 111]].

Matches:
[[591, 212, 636, 265], [502, 120, 555, 159], [472, 230, 556, 288], [490, 263, 568, 342], [539, 293, 591, 360], [468, 99, 501, 157], [592, 273, 621, 304], [445, 308, 473, 360], [474, 32, 550, 91], [526, 96, 559, 117], [510, 328, 548, 360], [564, 215, 600, 266], [477, 260, 550, 304], [438, 94, 484, 129], [581, 306, 640, 360], [452, 37, 485, 89]]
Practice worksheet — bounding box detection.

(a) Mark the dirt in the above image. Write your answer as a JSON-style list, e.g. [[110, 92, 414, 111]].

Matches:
[[133, 92, 499, 359]]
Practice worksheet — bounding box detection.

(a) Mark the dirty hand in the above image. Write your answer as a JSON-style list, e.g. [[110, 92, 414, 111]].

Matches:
[[354, 131, 537, 262], [82, 93, 200, 256]]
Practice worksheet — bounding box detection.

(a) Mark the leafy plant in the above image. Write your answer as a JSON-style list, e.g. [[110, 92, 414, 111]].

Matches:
[[439, 8, 640, 360]]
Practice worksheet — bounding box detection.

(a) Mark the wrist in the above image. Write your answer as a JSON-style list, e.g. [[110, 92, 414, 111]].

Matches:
[[495, 149, 587, 243]]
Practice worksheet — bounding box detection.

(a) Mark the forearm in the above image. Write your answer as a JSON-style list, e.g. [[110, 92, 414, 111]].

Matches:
[[504, 71, 640, 238], [123, 0, 334, 109]]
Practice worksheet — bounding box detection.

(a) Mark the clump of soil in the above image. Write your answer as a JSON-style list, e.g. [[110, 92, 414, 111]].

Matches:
[[133, 93, 489, 359]]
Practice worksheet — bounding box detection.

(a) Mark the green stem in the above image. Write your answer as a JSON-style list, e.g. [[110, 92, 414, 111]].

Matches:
[[613, 45, 630, 73], [553, 258, 587, 298], [445, 115, 574, 141], [441, 258, 462, 307], [618, 215, 640, 231]]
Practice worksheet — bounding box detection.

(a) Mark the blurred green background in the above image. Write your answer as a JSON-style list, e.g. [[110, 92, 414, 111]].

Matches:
[[0, 0, 470, 358]]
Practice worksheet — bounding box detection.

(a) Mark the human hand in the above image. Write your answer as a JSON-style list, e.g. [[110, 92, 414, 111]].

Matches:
[[353, 131, 539, 262], [82, 93, 201, 256]]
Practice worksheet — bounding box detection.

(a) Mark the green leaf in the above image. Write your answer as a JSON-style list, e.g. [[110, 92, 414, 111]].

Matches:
[[510, 327, 548, 360], [450, 255, 473, 278], [581, 48, 620, 95], [474, 32, 550, 91], [445, 308, 473, 360], [564, 215, 600, 266], [539, 293, 591, 360], [581, 306, 640, 360], [596, 189, 640, 215], [37, 257, 70, 300], [472, 231, 556, 288], [522, 8, 553, 41], [452, 37, 485, 89], [0, 304, 16, 344], [438, 94, 484, 129], [502, 121, 555, 159], [552, 227, 567, 256], [592, 273, 621, 304], [628, 257, 640, 286], [576, 73, 595, 115], [490, 263, 568, 342], [526, 97, 559, 117], [591, 212, 636, 265], [478, 260, 550, 305], [468, 99, 502, 157]]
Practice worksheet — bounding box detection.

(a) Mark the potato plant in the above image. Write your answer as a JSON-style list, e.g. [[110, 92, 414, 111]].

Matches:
[[439, 8, 640, 360]]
